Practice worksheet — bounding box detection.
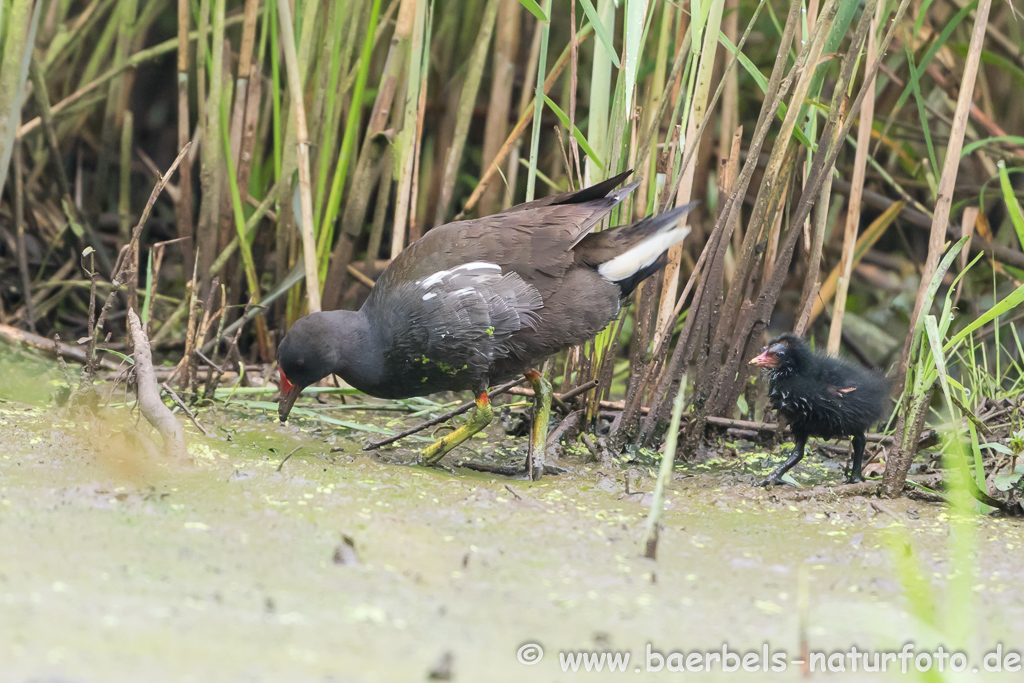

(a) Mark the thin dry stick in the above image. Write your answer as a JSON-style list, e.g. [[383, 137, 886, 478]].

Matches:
[[900, 0, 993, 376], [0, 323, 120, 369], [161, 381, 212, 437], [828, 0, 881, 353], [363, 378, 528, 450], [276, 446, 303, 472], [276, 0, 321, 312], [346, 265, 376, 289], [89, 142, 192, 380]]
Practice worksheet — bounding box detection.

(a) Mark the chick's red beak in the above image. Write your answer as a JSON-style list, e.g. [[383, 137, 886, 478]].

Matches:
[[748, 350, 775, 367], [278, 368, 302, 422]]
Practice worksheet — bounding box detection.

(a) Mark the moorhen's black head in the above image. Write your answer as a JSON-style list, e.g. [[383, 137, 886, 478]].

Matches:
[[277, 311, 368, 421], [748, 334, 811, 378]]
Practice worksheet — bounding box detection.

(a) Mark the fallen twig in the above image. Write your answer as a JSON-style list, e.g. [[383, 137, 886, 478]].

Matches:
[[161, 381, 211, 437], [363, 377, 528, 450], [503, 378, 598, 415], [0, 323, 120, 369], [276, 445, 302, 472], [697, 415, 937, 447], [128, 309, 187, 460]]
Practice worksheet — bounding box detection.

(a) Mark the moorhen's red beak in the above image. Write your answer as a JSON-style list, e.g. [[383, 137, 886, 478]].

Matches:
[[749, 350, 773, 367], [278, 369, 302, 422]]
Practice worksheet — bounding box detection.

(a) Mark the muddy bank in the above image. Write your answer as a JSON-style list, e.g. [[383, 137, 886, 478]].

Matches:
[[1, 361, 1023, 681]]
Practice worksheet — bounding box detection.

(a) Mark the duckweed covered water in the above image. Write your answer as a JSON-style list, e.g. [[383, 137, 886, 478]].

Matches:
[[1, 350, 1023, 682]]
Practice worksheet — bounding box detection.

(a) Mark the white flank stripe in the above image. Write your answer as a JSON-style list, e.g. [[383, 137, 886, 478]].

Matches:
[[598, 226, 691, 282], [453, 261, 501, 272], [419, 270, 451, 287]]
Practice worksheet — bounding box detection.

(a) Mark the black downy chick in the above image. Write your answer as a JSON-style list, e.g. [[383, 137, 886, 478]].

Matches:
[[748, 334, 889, 486]]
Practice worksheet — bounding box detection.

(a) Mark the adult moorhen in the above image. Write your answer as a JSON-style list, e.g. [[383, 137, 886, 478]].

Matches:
[[277, 171, 696, 478], [748, 334, 889, 486]]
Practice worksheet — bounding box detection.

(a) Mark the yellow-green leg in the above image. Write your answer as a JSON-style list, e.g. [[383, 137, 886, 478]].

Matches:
[[525, 370, 551, 481], [421, 392, 493, 465]]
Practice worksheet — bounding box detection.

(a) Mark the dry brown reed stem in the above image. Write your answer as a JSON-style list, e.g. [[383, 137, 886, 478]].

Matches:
[[715, 0, 906, 418], [723, 127, 742, 278], [642, 0, 764, 362], [719, 0, 739, 185], [219, 0, 259, 257], [322, 132, 393, 310], [175, 0, 194, 267], [324, 0, 414, 297], [128, 309, 188, 460], [827, 0, 881, 353], [235, 62, 262, 215], [899, 0, 993, 377], [98, 0, 138, 191], [479, 0, 522, 216], [228, 0, 259, 170], [455, 25, 593, 220], [118, 112, 134, 244], [654, 0, 725, 345], [434, 0, 500, 224], [725, 5, 869, 365], [391, 0, 429, 257], [13, 142, 33, 331], [884, 0, 994, 499], [567, 0, 582, 187], [275, 0, 321, 313], [196, 0, 224, 288], [653, 0, 908, 447], [407, 61, 428, 244], [636, 0, 805, 444]]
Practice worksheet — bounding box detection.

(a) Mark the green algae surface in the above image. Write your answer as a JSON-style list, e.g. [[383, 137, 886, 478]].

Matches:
[[1, 352, 1023, 681]]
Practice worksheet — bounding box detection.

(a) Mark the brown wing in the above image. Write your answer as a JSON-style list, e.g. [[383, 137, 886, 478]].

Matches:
[[374, 179, 639, 300]]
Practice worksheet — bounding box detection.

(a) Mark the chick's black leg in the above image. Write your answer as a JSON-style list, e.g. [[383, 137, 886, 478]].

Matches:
[[758, 434, 807, 487], [847, 432, 867, 483]]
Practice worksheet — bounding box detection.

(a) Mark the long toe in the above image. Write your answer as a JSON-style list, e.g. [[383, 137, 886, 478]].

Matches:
[[757, 476, 791, 488]]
